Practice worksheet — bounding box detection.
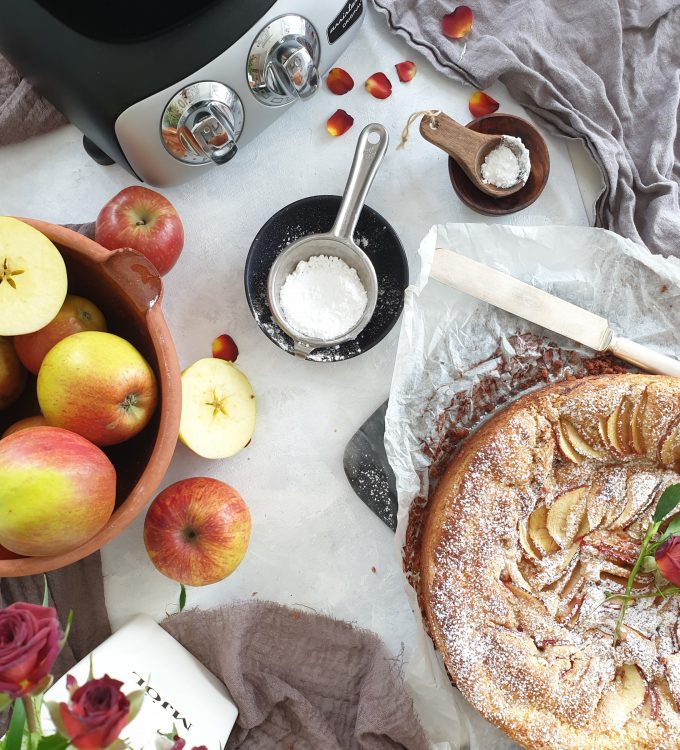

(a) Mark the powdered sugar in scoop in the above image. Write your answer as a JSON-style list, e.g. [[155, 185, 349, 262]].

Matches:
[[279, 254, 368, 339], [481, 135, 531, 189]]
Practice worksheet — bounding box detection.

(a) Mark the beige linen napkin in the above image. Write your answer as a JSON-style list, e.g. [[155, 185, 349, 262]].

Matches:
[[163, 601, 429, 750]]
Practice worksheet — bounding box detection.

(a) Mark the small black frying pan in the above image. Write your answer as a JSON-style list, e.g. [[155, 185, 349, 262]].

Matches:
[[244, 195, 408, 362]]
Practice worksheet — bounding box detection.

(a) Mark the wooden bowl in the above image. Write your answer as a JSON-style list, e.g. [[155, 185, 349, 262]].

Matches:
[[0, 220, 181, 575], [448, 113, 550, 215]]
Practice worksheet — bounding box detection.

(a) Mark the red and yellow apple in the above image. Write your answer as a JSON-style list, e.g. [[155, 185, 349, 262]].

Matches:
[[0, 217, 67, 336], [37, 331, 158, 446], [14, 294, 107, 374], [180, 358, 256, 459], [143, 477, 251, 586], [0, 426, 116, 556], [2, 415, 48, 438], [0, 336, 26, 410], [95, 186, 184, 275]]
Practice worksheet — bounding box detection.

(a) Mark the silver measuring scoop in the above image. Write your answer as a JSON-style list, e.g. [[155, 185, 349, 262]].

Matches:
[[267, 123, 388, 358]]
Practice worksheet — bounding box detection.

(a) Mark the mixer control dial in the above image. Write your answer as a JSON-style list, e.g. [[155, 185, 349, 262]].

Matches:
[[161, 82, 244, 165], [247, 15, 321, 107]]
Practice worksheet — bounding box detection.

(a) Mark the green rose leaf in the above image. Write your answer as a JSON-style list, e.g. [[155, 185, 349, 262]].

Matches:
[[653, 484, 680, 523], [179, 584, 187, 613], [5, 699, 26, 750], [126, 689, 146, 726], [36, 735, 70, 750], [0, 693, 13, 713]]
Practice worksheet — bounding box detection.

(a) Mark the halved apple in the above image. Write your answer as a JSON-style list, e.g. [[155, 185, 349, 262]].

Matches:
[[528, 505, 559, 555], [547, 486, 588, 547], [0, 217, 67, 336], [180, 358, 256, 459], [561, 419, 606, 460], [554, 422, 583, 465]]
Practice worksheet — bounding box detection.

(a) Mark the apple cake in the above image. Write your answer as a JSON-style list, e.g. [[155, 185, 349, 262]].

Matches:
[[421, 374, 680, 750]]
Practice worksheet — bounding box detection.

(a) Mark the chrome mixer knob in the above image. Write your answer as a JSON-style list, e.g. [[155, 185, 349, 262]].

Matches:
[[161, 82, 244, 165], [247, 15, 321, 107]]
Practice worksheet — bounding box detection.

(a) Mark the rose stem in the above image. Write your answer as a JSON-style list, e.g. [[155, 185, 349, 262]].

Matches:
[[21, 696, 37, 734], [613, 522, 658, 645]]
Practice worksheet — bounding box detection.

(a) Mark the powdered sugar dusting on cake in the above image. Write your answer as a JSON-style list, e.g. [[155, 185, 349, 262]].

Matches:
[[423, 373, 680, 748]]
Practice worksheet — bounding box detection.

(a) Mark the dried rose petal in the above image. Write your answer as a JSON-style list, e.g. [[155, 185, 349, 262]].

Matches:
[[442, 6, 473, 39], [326, 109, 354, 136], [365, 72, 392, 99], [469, 91, 500, 117], [395, 61, 417, 83], [326, 67, 354, 95], [212, 334, 239, 362]]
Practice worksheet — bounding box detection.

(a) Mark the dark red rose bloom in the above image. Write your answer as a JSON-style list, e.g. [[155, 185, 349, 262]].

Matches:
[[59, 675, 131, 750], [655, 536, 680, 587], [0, 603, 61, 698], [170, 736, 186, 750]]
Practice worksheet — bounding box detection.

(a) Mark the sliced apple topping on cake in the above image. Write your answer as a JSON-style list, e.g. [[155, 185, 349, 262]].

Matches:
[[528, 505, 559, 556], [598, 664, 646, 726], [547, 486, 588, 547], [659, 416, 680, 470]]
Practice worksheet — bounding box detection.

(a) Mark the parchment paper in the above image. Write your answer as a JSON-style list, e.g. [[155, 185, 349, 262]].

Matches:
[[385, 224, 680, 750]]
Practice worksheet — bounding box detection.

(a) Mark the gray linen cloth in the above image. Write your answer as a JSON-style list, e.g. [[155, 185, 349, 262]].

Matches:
[[0, 53, 64, 146], [374, 0, 680, 257], [163, 601, 428, 750]]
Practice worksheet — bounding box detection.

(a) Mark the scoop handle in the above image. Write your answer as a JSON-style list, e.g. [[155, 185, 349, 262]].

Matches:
[[331, 123, 388, 242]]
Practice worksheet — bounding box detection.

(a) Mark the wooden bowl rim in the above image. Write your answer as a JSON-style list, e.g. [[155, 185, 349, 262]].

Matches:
[[0, 219, 181, 576], [448, 112, 550, 216]]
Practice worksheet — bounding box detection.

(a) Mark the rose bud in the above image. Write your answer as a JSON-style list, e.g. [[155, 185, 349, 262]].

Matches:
[[47, 674, 143, 750], [655, 536, 680, 587], [0, 603, 62, 700]]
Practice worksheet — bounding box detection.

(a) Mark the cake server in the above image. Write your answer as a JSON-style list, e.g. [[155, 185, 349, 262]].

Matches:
[[431, 247, 680, 377]]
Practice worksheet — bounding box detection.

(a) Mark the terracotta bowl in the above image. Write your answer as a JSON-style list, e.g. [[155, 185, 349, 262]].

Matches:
[[448, 113, 550, 216], [0, 219, 181, 575]]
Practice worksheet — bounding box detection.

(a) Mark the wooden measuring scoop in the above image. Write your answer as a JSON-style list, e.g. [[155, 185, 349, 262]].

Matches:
[[419, 112, 526, 197]]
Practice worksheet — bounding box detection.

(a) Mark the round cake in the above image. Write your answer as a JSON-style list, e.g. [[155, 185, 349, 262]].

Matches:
[[422, 374, 680, 749]]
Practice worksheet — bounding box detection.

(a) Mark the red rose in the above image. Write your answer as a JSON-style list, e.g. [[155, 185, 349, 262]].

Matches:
[[0, 603, 61, 698], [57, 675, 133, 750], [655, 536, 680, 587]]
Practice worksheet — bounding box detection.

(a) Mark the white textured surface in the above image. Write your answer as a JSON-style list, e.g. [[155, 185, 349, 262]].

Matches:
[[0, 0, 597, 704]]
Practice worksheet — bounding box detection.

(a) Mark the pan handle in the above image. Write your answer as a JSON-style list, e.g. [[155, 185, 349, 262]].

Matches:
[[331, 123, 388, 242]]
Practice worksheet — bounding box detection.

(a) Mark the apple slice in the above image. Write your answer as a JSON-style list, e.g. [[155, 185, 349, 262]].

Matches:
[[519, 520, 541, 560], [528, 505, 559, 556], [180, 358, 256, 459], [606, 402, 624, 453], [598, 417, 611, 449], [659, 416, 680, 468], [664, 654, 680, 712], [547, 486, 587, 547], [630, 390, 648, 454], [561, 419, 606, 460], [616, 396, 634, 455], [554, 422, 583, 465], [0, 217, 67, 335], [598, 664, 646, 725]]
